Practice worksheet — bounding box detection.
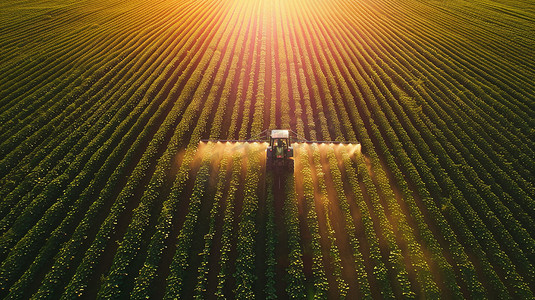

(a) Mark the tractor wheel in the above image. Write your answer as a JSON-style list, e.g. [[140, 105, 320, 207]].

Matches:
[[266, 159, 273, 171], [287, 159, 294, 173]]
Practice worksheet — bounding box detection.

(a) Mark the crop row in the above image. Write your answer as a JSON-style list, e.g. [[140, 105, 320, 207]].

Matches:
[[214, 153, 243, 299], [310, 145, 349, 297], [0, 7, 215, 293], [41, 2, 232, 297], [0, 0, 532, 297], [98, 4, 241, 297], [296, 1, 488, 297], [288, 0, 535, 296]]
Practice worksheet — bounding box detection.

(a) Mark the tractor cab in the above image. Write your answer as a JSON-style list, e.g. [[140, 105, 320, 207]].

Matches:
[[267, 130, 294, 171]]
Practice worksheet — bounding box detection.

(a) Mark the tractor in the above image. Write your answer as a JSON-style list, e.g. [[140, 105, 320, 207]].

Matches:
[[266, 129, 294, 171]]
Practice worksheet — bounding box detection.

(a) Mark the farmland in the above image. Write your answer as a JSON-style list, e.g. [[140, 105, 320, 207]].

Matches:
[[0, 0, 534, 298]]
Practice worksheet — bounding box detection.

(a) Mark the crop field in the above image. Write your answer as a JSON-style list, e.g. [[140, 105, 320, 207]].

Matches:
[[0, 0, 534, 298]]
